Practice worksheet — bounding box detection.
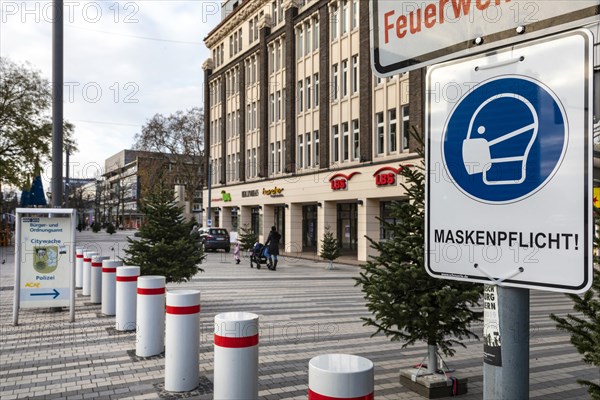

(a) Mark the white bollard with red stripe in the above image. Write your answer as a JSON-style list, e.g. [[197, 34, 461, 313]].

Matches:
[[90, 255, 109, 304], [136, 276, 166, 357], [75, 247, 85, 288], [82, 251, 98, 296], [213, 312, 259, 399], [165, 290, 200, 392], [115, 266, 140, 331], [101, 259, 123, 315], [308, 354, 374, 400]]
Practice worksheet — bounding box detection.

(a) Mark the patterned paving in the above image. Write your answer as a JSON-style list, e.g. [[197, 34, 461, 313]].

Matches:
[[0, 231, 597, 399]]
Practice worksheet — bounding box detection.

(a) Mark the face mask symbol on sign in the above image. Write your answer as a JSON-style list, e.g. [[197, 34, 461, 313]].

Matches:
[[461, 93, 539, 186]]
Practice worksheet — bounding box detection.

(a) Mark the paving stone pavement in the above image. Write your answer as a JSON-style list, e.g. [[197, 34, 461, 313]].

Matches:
[[0, 231, 597, 399]]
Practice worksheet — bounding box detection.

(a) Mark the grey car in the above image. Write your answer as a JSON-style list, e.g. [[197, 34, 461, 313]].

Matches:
[[199, 228, 231, 252]]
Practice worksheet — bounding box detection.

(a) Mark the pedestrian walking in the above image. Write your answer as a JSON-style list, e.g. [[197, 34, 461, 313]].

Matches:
[[233, 241, 241, 264], [265, 226, 281, 271]]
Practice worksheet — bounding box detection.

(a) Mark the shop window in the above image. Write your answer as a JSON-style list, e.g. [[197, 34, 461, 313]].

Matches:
[[380, 201, 400, 240]]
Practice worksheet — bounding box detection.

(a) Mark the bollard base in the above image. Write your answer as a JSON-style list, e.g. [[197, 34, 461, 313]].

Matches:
[[399, 369, 468, 399], [154, 376, 213, 397]]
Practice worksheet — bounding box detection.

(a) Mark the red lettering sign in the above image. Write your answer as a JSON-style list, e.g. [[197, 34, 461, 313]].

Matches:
[[331, 179, 347, 191], [376, 173, 396, 186]]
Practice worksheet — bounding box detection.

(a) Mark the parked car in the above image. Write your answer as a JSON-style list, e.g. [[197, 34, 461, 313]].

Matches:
[[199, 227, 231, 252]]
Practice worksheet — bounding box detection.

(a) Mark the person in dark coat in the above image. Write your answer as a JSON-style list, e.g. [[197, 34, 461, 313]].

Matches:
[[265, 226, 281, 270]]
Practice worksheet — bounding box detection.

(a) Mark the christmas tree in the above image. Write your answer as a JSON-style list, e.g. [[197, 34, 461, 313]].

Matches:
[[105, 222, 116, 235], [355, 155, 483, 373], [238, 223, 257, 252], [320, 226, 341, 270], [123, 186, 203, 283], [550, 211, 600, 399]]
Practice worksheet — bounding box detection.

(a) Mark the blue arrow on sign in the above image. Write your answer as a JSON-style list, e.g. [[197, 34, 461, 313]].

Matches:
[[30, 289, 60, 299]]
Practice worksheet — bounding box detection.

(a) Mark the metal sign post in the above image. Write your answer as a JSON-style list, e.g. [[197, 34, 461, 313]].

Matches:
[[13, 208, 76, 325]]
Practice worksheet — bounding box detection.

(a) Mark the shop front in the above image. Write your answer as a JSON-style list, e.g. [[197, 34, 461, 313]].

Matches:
[[202, 161, 412, 262]]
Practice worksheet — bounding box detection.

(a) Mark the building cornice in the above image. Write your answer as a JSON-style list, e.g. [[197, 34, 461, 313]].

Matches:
[[202, 59, 214, 71], [204, 0, 269, 49]]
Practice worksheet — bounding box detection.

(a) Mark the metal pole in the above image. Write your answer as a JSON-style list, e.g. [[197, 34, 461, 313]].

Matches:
[[70, 209, 75, 322], [207, 162, 212, 227], [51, 0, 63, 208], [12, 212, 22, 326], [64, 150, 69, 207], [483, 287, 530, 399]]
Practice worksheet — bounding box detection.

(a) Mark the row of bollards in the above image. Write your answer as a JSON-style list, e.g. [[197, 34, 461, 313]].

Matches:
[[75, 247, 373, 399]]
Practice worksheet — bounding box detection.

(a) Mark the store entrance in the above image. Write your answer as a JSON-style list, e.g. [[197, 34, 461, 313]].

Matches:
[[251, 207, 260, 238], [274, 206, 286, 249], [302, 205, 318, 252], [337, 203, 358, 255]]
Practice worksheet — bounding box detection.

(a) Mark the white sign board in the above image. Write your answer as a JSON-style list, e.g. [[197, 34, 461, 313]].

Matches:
[[17, 211, 75, 308], [425, 30, 593, 293], [370, 0, 600, 76]]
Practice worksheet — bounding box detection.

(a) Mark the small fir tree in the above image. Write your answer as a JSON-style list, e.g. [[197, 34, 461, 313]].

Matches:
[[105, 222, 116, 235], [123, 186, 203, 283], [238, 223, 257, 252], [320, 226, 341, 270], [355, 153, 483, 373], [92, 222, 101, 232], [550, 211, 600, 399]]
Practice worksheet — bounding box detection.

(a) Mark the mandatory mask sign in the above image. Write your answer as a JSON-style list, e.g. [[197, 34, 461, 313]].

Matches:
[[425, 30, 593, 293]]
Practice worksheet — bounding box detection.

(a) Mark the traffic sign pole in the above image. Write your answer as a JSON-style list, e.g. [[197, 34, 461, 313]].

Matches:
[[422, 29, 593, 400], [483, 287, 530, 399]]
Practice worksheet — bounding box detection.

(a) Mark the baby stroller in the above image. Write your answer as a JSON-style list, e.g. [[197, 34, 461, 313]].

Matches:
[[250, 242, 272, 270]]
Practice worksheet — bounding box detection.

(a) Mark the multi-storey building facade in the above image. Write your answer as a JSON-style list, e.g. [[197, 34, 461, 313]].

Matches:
[[202, 0, 425, 262], [202, 1, 600, 262], [102, 150, 203, 228]]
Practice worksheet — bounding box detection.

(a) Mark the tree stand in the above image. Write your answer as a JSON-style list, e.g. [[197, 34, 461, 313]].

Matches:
[[399, 346, 468, 399]]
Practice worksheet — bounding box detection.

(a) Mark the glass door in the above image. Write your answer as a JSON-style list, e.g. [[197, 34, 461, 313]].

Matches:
[[337, 203, 357, 255], [302, 205, 318, 252], [274, 206, 286, 248]]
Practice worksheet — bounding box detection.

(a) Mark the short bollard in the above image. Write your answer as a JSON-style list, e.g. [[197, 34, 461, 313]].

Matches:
[[82, 251, 98, 296], [136, 276, 166, 357], [75, 247, 85, 288], [214, 312, 259, 399], [101, 259, 123, 315], [115, 266, 140, 331], [165, 290, 200, 392], [90, 255, 109, 304], [308, 354, 374, 400]]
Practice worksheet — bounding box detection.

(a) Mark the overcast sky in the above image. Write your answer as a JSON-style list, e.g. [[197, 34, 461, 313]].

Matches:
[[1, 0, 221, 183]]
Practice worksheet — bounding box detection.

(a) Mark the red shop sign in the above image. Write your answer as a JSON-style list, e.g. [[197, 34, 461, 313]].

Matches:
[[329, 172, 361, 191], [373, 166, 403, 186]]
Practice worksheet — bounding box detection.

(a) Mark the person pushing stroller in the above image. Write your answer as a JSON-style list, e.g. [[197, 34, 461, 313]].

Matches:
[[264, 226, 281, 271]]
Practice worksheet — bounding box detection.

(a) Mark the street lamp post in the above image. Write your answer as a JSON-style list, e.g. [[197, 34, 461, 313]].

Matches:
[[207, 162, 212, 227]]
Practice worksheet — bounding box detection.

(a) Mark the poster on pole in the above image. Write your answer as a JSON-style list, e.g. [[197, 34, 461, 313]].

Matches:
[[16, 210, 75, 309], [483, 285, 502, 366]]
